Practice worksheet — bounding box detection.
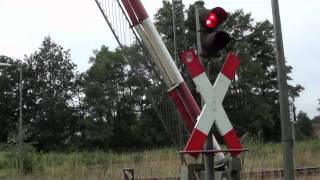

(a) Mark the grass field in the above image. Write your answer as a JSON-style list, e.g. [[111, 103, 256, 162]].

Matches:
[[0, 139, 319, 179]]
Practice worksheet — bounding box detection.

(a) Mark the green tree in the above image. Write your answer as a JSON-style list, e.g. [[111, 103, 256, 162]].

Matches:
[[185, 4, 196, 48], [227, 12, 303, 140], [313, 99, 320, 124], [0, 56, 21, 143], [82, 45, 172, 150], [295, 111, 313, 139], [23, 36, 81, 151], [154, 0, 186, 56], [81, 46, 125, 150]]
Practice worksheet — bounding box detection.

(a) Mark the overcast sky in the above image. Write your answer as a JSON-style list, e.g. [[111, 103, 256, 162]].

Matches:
[[0, 0, 319, 118]]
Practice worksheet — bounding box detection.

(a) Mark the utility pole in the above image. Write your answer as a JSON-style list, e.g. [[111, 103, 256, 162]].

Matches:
[[271, 0, 295, 179], [195, 1, 215, 180]]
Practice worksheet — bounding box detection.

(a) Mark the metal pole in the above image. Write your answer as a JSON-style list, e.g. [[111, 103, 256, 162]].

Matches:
[[171, 0, 183, 147], [271, 0, 295, 179], [172, 0, 178, 63], [195, 1, 204, 57], [195, 1, 215, 180], [18, 62, 23, 176], [204, 130, 214, 180]]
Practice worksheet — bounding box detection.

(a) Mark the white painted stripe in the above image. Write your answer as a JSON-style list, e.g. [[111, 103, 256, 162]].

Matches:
[[194, 103, 233, 139], [193, 102, 233, 138], [193, 72, 231, 104], [212, 73, 231, 103], [195, 104, 215, 134], [192, 72, 215, 103], [211, 104, 233, 135], [140, 18, 184, 85]]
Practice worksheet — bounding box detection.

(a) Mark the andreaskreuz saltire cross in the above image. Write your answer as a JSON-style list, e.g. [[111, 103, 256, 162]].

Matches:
[[180, 50, 242, 157]]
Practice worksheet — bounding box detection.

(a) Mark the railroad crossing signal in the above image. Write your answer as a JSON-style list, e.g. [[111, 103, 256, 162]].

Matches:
[[180, 50, 242, 157], [198, 7, 230, 57]]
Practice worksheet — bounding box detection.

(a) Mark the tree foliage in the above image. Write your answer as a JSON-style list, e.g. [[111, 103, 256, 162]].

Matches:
[[80, 46, 171, 150], [0, 56, 21, 143], [295, 111, 313, 139], [313, 99, 320, 124], [23, 36, 81, 151], [154, 0, 186, 55]]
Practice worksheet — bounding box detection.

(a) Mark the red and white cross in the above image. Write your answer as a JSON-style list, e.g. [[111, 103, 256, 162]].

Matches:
[[180, 50, 242, 157]]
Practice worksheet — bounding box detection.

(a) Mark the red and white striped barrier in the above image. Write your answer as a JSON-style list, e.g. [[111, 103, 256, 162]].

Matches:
[[121, 0, 171, 87], [121, 0, 197, 131], [122, 0, 199, 130], [181, 50, 242, 157], [126, 0, 183, 85]]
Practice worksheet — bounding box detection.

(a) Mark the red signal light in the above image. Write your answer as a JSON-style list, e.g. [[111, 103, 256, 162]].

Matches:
[[198, 7, 229, 57], [205, 12, 218, 28]]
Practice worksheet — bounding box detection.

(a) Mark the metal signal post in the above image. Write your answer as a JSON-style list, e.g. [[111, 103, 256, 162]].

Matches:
[[194, 1, 215, 179], [271, 0, 295, 179]]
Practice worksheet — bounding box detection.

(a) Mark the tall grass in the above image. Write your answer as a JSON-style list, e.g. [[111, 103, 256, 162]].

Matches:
[[0, 140, 319, 179]]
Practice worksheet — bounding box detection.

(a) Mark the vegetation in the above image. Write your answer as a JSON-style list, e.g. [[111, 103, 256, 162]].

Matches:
[[313, 99, 320, 123], [295, 111, 313, 139], [0, 140, 320, 179]]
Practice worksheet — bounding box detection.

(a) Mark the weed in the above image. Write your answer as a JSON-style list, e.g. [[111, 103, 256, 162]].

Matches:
[[0, 140, 319, 179]]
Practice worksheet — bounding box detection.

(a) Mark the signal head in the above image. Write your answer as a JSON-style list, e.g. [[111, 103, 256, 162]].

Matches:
[[198, 7, 229, 57], [202, 7, 227, 30]]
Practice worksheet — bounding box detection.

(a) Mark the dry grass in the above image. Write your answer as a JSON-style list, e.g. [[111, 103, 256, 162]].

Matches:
[[0, 140, 319, 179]]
